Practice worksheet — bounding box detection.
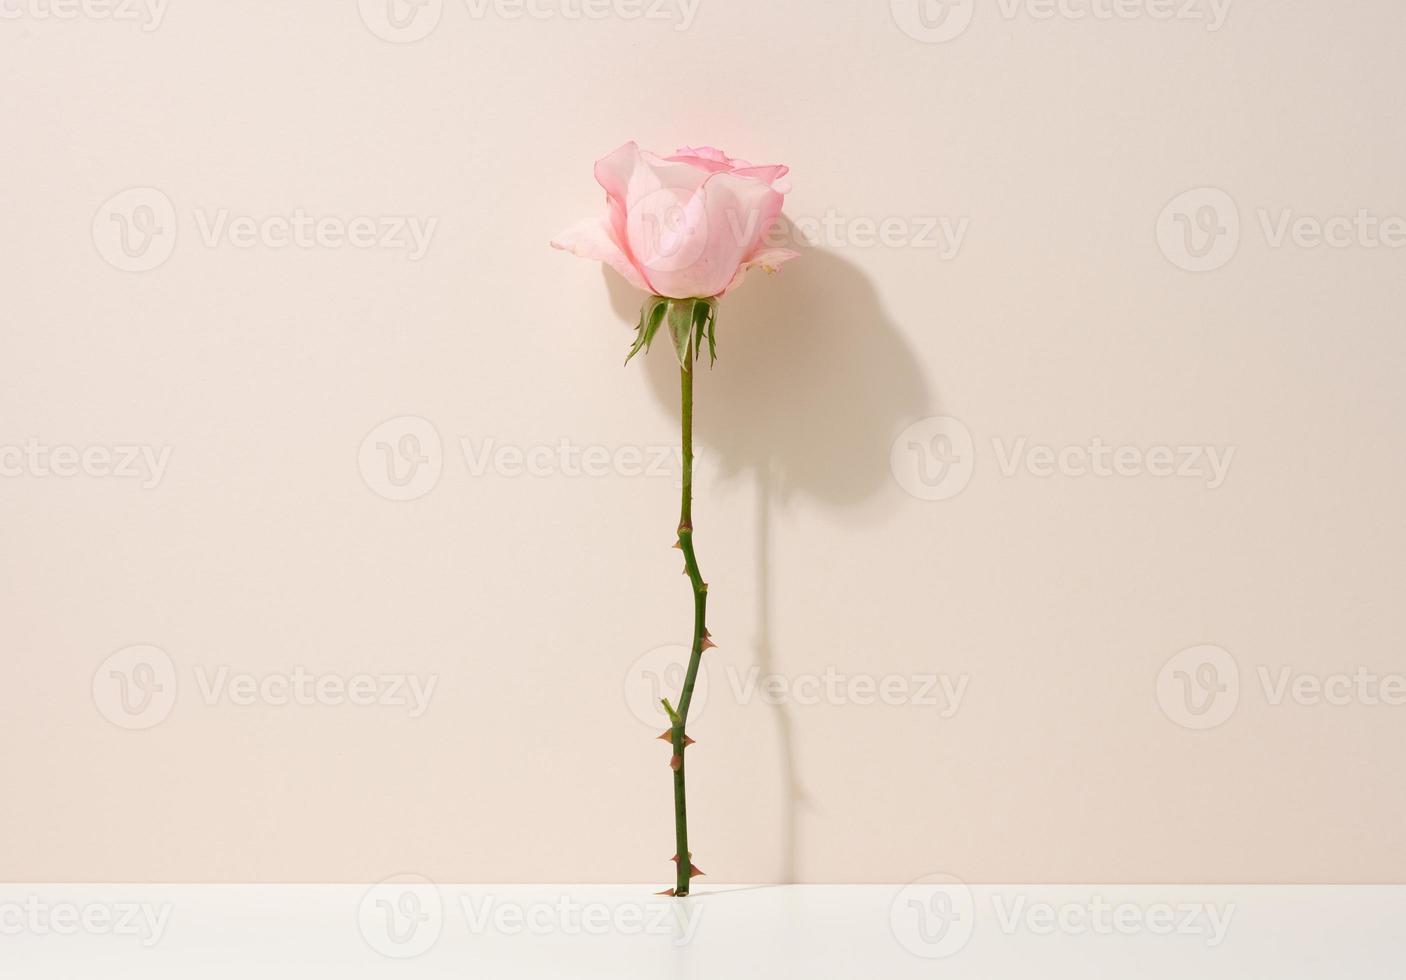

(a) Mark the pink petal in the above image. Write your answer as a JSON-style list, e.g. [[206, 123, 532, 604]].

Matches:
[[673, 145, 751, 168], [720, 246, 801, 296], [550, 215, 651, 294], [676, 145, 728, 162], [644, 171, 785, 300], [594, 142, 716, 294], [731, 164, 791, 195], [566, 142, 796, 300], [595, 142, 710, 206], [663, 153, 733, 174]]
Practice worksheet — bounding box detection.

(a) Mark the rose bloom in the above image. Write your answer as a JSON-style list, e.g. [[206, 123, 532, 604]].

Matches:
[[553, 142, 798, 300]]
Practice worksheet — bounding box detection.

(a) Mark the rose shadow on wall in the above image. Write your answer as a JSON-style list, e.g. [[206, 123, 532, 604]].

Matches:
[[605, 220, 935, 883]]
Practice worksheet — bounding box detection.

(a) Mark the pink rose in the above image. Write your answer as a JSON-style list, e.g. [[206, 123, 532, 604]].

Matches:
[[552, 142, 798, 300]]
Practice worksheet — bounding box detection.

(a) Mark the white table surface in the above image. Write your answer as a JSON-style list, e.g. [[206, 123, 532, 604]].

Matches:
[[1, 882, 1398, 977]]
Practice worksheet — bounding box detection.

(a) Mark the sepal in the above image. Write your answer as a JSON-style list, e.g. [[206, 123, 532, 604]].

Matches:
[[626, 296, 719, 369], [625, 296, 670, 366]]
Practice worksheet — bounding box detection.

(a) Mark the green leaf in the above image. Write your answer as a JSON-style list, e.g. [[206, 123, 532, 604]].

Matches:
[[625, 297, 668, 365]]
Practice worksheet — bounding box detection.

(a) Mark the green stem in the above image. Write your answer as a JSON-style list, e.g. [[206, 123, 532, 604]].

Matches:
[[671, 359, 708, 896]]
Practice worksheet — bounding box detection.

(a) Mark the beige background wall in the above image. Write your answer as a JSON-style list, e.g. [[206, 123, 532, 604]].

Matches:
[[2, 0, 1403, 883]]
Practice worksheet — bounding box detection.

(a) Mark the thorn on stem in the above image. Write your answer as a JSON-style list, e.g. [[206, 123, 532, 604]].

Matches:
[[689, 864, 705, 878], [700, 636, 717, 651]]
